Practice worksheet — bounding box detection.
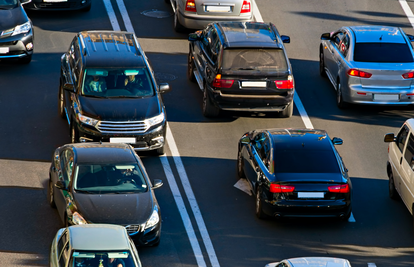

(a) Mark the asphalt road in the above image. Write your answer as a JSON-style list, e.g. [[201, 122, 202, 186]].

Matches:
[[1, 0, 414, 266]]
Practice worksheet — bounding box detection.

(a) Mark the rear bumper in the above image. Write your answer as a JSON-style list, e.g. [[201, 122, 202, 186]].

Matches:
[[344, 84, 414, 105], [178, 10, 253, 30], [25, 0, 91, 10]]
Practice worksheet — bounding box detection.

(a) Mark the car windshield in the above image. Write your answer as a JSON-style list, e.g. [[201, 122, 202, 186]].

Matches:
[[354, 43, 414, 63], [274, 149, 340, 173], [0, 0, 17, 8], [82, 68, 155, 98], [74, 163, 148, 194], [222, 48, 288, 72], [71, 251, 136, 267]]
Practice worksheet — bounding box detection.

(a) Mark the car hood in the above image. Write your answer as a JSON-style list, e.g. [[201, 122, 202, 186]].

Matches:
[[275, 173, 345, 183], [0, 6, 28, 31], [74, 191, 153, 224], [79, 96, 161, 121]]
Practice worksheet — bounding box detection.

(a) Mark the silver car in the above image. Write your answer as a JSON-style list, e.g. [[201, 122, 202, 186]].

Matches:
[[166, 0, 254, 32], [266, 257, 352, 267], [50, 224, 142, 267], [319, 25, 414, 108]]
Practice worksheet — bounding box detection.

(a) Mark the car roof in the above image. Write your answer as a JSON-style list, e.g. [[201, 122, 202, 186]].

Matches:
[[217, 22, 284, 49], [268, 129, 332, 150], [287, 257, 351, 267], [404, 118, 414, 130], [349, 25, 406, 44], [68, 224, 131, 251], [69, 143, 137, 164], [79, 31, 147, 68]]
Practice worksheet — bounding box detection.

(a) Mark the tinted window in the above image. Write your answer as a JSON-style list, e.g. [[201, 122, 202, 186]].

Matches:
[[71, 251, 136, 267], [74, 163, 148, 193], [274, 149, 340, 173], [222, 49, 287, 72], [354, 43, 414, 62], [404, 134, 414, 169], [0, 0, 18, 8], [397, 125, 410, 152]]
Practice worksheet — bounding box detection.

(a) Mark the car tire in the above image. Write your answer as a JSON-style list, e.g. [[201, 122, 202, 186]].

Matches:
[[164, 0, 169, 3], [255, 187, 268, 219], [389, 172, 398, 200], [336, 80, 348, 109], [70, 122, 79, 143], [187, 52, 196, 82], [155, 146, 165, 156], [202, 88, 220, 117], [341, 208, 351, 221], [151, 238, 161, 247], [279, 101, 293, 118], [81, 3, 91, 12], [319, 47, 327, 77], [237, 149, 246, 178], [19, 55, 32, 64], [48, 179, 56, 208], [58, 85, 65, 119], [174, 10, 185, 33]]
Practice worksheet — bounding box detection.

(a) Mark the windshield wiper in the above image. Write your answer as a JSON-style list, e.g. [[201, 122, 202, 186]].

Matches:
[[108, 95, 138, 98], [75, 189, 95, 194], [83, 94, 107, 98], [237, 67, 257, 70]]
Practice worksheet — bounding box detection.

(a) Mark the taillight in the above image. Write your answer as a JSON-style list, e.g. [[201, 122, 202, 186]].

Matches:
[[275, 75, 294, 89], [240, 0, 251, 13], [212, 74, 234, 88], [185, 0, 196, 12], [347, 69, 372, 78], [328, 184, 350, 193], [270, 184, 295, 193], [402, 72, 414, 79]]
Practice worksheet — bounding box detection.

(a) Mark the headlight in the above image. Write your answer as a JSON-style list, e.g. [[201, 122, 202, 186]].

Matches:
[[78, 113, 99, 127], [145, 206, 159, 229], [72, 212, 87, 225], [145, 113, 164, 127], [12, 21, 31, 36]]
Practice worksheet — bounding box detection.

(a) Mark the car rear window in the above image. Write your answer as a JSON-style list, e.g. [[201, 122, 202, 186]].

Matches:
[[222, 48, 288, 72], [274, 149, 340, 173], [354, 43, 414, 63]]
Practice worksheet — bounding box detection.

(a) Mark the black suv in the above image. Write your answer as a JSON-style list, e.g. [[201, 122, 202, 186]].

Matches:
[[188, 22, 294, 117], [59, 31, 170, 155]]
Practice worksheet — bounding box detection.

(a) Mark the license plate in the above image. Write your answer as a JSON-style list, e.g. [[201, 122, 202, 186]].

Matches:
[[241, 81, 267, 88], [0, 47, 9, 54], [373, 94, 399, 101], [109, 137, 136, 144], [298, 192, 324, 198], [206, 6, 231, 12]]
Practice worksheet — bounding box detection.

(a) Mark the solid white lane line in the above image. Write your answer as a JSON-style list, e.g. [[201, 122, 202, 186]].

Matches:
[[160, 156, 207, 267], [115, 0, 134, 33], [166, 125, 221, 267], [293, 93, 314, 129], [252, 0, 264, 23], [102, 0, 121, 31], [399, 0, 414, 28]]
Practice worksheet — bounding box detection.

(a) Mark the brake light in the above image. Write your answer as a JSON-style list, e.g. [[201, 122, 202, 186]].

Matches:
[[328, 184, 350, 193], [185, 0, 196, 12], [212, 74, 234, 88], [347, 69, 372, 78], [240, 0, 251, 13], [402, 72, 414, 79], [270, 184, 295, 193], [275, 75, 294, 89]]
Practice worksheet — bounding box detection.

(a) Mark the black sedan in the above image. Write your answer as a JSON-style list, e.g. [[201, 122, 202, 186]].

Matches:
[[48, 142, 163, 246], [237, 128, 352, 220]]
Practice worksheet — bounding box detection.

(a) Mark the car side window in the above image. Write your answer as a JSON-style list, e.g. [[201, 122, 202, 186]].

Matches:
[[339, 33, 350, 56], [332, 31, 344, 48], [276, 262, 289, 267], [254, 133, 271, 170], [60, 149, 74, 185], [57, 231, 69, 267], [404, 134, 414, 170], [209, 29, 219, 64], [397, 125, 410, 152]]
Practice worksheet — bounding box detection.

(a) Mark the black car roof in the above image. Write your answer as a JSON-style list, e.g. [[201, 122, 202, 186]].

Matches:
[[79, 31, 146, 68], [268, 129, 333, 150], [69, 143, 137, 164], [216, 22, 284, 49]]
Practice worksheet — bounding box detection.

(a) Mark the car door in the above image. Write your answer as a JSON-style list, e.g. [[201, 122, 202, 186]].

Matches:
[[192, 26, 211, 88], [204, 27, 220, 86], [390, 125, 410, 196], [325, 31, 344, 82], [399, 133, 414, 213], [55, 148, 75, 222], [63, 38, 79, 124], [245, 132, 271, 191]]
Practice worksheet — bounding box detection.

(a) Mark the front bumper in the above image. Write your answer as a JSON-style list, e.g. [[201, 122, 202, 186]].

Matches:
[[178, 10, 253, 30], [75, 121, 166, 151], [344, 84, 414, 105], [129, 221, 161, 246], [0, 31, 33, 60], [24, 0, 91, 10]]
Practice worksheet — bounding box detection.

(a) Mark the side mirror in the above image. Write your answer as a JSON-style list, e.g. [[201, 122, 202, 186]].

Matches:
[[188, 33, 200, 41], [407, 34, 414, 42], [240, 136, 250, 144], [63, 83, 75, 92], [384, 133, 395, 142], [321, 32, 331, 40], [159, 83, 171, 94], [152, 179, 163, 189], [281, 35, 290, 43], [21, 0, 31, 4], [332, 137, 343, 145], [55, 180, 67, 191]]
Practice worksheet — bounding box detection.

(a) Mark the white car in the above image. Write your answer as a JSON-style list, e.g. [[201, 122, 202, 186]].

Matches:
[[384, 118, 414, 223], [266, 257, 351, 267]]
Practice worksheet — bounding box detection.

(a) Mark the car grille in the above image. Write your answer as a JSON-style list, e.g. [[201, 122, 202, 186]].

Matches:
[[97, 121, 148, 134], [125, 224, 140, 235], [0, 41, 17, 46]]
